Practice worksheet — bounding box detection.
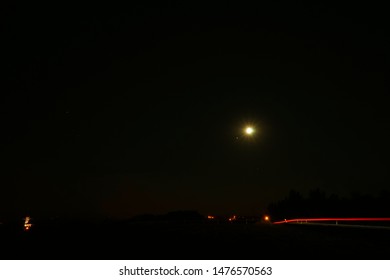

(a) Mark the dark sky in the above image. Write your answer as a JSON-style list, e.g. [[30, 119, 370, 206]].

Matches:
[[2, 2, 389, 220]]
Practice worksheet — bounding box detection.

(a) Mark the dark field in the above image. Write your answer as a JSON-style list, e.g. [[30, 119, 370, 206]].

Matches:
[[1, 221, 389, 260]]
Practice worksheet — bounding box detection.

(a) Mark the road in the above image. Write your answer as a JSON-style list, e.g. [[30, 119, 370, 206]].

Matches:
[[1, 221, 389, 259]]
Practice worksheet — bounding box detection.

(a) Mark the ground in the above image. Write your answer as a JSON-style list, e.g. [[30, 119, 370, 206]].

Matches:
[[1, 221, 389, 259]]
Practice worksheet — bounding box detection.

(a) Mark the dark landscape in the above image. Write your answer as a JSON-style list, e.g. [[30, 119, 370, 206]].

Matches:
[[2, 213, 390, 260], [2, 2, 390, 262]]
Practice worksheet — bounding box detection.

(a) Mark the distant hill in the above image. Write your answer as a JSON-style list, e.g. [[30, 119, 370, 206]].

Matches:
[[129, 210, 205, 222]]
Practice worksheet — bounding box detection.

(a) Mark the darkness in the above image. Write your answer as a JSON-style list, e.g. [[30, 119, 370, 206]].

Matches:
[[2, 2, 389, 221]]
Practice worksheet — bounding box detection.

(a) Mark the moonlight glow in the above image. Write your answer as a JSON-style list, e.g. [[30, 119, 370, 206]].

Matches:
[[245, 127, 254, 135]]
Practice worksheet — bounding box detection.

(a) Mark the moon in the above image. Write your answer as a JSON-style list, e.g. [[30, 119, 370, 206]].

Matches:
[[245, 126, 254, 135]]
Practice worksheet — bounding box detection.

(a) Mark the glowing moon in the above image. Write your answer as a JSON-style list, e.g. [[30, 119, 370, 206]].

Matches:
[[245, 127, 254, 135]]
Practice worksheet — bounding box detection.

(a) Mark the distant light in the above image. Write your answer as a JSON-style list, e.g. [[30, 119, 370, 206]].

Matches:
[[228, 215, 237, 222], [207, 215, 215, 220], [264, 215, 270, 221], [24, 216, 32, 231]]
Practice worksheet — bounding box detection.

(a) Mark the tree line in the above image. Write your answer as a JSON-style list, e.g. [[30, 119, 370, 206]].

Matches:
[[267, 188, 390, 221]]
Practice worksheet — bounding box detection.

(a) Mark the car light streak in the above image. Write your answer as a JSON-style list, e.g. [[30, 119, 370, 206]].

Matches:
[[273, 217, 390, 224]]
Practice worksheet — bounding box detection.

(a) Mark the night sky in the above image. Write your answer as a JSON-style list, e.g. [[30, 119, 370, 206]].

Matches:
[[2, 3, 389, 220]]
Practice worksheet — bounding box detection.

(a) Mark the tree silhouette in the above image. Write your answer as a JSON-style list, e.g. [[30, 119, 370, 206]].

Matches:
[[268, 188, 390, 220]]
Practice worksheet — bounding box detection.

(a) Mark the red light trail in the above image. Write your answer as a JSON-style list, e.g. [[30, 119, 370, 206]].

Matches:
[[273, 217, 390, 224]]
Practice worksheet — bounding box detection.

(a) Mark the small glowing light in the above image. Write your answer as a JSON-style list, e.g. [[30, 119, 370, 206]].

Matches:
[[228, 215, 237, 222], [207, 215, 215, 220], [264, 215, 270, 221], [24, 216, 32, 231]]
